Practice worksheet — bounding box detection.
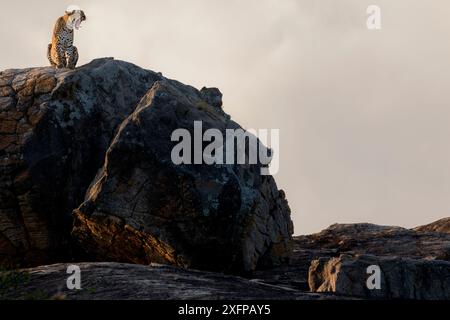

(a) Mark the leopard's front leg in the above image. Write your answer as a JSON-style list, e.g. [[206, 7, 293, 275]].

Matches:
[[66, 46, 79, 69]]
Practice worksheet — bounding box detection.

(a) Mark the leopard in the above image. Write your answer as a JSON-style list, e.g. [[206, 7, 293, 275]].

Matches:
[[47, 6, 86, 69]]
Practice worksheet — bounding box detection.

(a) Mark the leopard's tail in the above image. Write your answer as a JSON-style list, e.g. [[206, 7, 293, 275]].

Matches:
[[47, 44, 56, 67]]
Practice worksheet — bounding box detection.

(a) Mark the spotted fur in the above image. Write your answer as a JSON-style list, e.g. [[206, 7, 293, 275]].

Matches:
[[47, 11, 86, 69]]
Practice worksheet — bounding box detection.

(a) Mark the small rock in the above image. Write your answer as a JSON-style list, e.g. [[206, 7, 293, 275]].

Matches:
[[200, 87, 223, 108]]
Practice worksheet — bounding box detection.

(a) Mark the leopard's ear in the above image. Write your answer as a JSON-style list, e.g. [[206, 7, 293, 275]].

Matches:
[[65, 5, 81, 16]]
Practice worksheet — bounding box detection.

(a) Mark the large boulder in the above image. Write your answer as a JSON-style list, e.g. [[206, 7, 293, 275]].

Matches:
[[72, 79, 293, 273], [0, 58, 163, 267], [0, 58, 293, 272]]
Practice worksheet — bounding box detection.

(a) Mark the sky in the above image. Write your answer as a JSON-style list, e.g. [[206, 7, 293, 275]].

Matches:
[[1, 0, 450, 235]]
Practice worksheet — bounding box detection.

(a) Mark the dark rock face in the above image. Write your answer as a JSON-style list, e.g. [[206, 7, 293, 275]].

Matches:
[[0, 262, 331, 300], [72, 80, 293, 273], [0, 59, 166, 267], [309, 254, 450, 300], [0, 58, 293, 273]]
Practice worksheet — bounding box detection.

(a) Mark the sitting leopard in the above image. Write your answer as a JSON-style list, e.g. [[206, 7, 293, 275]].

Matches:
[[47, 6, 86, 69]]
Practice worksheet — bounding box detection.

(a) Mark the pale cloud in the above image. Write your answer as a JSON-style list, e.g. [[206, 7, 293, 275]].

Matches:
[[1, 0, 450, 234]]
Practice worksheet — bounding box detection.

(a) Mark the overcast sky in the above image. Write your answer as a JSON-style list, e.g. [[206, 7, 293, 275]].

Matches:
[[1, 0, 450, 234]]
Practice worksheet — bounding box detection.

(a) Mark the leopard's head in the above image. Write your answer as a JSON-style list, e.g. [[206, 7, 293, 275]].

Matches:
[[65, 5, 86, 30]]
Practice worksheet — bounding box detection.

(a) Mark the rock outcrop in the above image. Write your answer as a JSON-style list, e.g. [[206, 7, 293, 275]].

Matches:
[[254, 221, 450, 296], [309, 254, 450, 300], [296, 222, 450, 299], [0, 58, 293, 273], [295, 223, 450, 260], [3, 58, 450, 300]]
